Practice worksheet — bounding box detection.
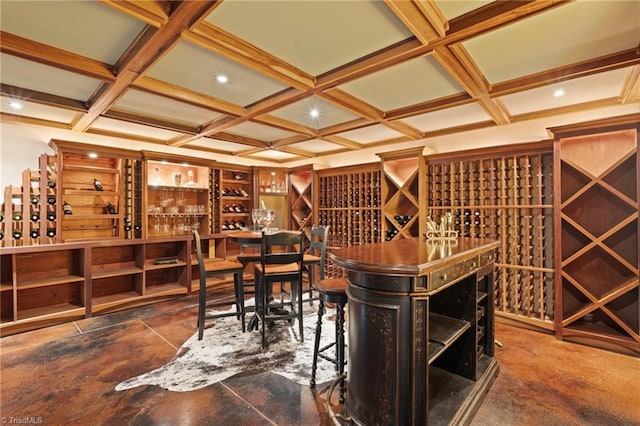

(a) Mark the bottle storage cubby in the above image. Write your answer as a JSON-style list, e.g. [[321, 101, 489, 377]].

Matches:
[[425, 145, 555, 330], [146, 160, 210, 238], [58, 151, 123, 242], [317, 164, 381, 278], [378, 148, 423, 241], [289, 168, 313, 240], [215, 167, 252, 232], [554, 127, 639, 353], [258, 169, 287, 194], [143, 239, 189, 297]]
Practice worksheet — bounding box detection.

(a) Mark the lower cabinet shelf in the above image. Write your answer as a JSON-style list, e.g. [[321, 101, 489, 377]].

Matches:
[[428, 312, 471, 364]]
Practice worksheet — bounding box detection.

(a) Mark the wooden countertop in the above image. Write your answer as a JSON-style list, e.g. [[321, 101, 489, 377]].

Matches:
[[329, 237, 499, 276]]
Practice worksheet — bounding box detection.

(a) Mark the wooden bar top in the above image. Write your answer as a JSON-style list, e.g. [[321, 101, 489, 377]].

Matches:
[[329, 237, 499, 276]]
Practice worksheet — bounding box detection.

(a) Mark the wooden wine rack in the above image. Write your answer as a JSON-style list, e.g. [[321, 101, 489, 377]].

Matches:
[[289, 166, 313, 242], [425, 142, 555, 330], [316, 163, 381, 278], [553, 123, 639, 354]]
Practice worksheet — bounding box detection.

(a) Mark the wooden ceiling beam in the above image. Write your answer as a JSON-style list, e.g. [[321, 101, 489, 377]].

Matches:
[[104, 108, 198, 134], [135, 76, 243, 115], [0, 84, 87, 112], [270, 134, 315, 149], [386, 93, 472, 120], [186, 23, 315, 89], [0, 112, 71, 129], [619, 66, 640, 104], [320, 88, 384, 121], [252, 115, 317, 137], [321, 135, 364, 150], [100, 0, 171, 27], [72, 1, 219, 132], [384, 120, 423, 139], [383, 0, 448, 45], [277, 146, 316, 158], [318, 117, 373, 136], [214, 131, 269, 149], [0, 31, 114, 81]]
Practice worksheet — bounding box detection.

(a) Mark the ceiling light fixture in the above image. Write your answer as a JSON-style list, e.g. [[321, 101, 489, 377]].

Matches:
[[9, 100, 23, 110], [216, 74, 229, 84], [309, 108, 320, 118], [88, 152, 98, 159], [553, 89, 565, 97]]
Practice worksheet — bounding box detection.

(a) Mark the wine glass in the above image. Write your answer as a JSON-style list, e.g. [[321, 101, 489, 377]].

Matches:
[[251, 209, 260, 231], [263, 209, 275, 233]]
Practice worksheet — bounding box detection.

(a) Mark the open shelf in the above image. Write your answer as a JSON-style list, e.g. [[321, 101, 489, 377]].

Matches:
[[428, 312, 471, 364]]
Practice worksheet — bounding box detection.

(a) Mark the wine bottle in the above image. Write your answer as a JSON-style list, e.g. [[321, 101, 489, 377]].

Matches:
[[106, 202, 117, 214], [47, 211, 56, 221], [47, 195, 56, 205], [30, 229, 39, 239], [30, 195, 39, 205], [0, 231, 4, 241], [12, 229, 22, 240], [30, 213, 39, 222], [46, 228, 56, 238], [93, 178, 103, 191], [12, 212, 22, 221], [47, 180, 56, 189], [0, 214, 3, 222], [239, 188, 249, 197], [63, 201, 73, 215]]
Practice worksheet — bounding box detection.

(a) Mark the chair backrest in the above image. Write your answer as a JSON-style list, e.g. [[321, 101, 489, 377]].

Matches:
[[260, 230, 304, 274], [308, 225, 329, 279], [193, 229, 206, 283]]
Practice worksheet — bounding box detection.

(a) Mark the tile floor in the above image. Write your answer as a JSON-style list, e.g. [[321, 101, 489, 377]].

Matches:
[[1, 291, 639, 425]]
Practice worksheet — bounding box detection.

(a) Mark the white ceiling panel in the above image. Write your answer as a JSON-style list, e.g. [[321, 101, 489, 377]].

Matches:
[[146, 41, 290, 107], [463, 1, 640, 83], [269, 95, 362, 129], [0, 0, 145, 64], [1, 96, 77, 124], [91, 117, 181, 140], [339, 55, 463, 111], [113, 90, 222, 127], [287, 139, 345, 154], [401, 102, 492, 132], [1, 54, 102, 101], [249, 149, 299, 162], [500, 67, 632, 116], [206, 0, 413, 76], [338, 124, 406, 144]]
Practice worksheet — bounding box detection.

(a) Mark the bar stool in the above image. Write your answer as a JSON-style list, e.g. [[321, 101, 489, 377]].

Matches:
[[193, 230, 246, 340], [311, 278, 348, 402]]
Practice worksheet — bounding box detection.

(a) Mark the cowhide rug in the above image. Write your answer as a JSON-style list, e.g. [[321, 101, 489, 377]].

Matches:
[[116, 301, 344, 392]]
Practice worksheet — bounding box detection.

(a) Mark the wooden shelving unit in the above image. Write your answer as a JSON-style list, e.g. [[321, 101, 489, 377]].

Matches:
[[425, 142, 555, 331], [57, 151, 123, 242], [144, 159, 211, 238], [0, 234, 230, 335], [213, 166, 252, 233], [378, 147, 423, 241], [552, 123, 639, 354], [316, 163, 381, 277]]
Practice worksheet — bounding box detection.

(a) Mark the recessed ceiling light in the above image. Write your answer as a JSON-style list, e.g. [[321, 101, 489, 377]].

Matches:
[[216, 74, 229, 84], [88, 152, 98, 159], [9, 101, 23, 110], [553, 89, 565, 97], [309, 108, 320, 118]]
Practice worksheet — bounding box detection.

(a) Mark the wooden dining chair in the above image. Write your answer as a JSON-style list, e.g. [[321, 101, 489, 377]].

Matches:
[[193, 229, 246, 339], [253, 230, 305, 349]]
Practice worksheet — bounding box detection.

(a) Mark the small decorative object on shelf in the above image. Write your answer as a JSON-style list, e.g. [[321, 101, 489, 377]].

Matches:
[[184, 170, 196, 187], [93, 178, 103, 191], [106, 202, 117, 214], [63, 201, 73, 215], [173, 172, 182, 187], [152, 256, 178, 265], [425, 213, 458, 241]]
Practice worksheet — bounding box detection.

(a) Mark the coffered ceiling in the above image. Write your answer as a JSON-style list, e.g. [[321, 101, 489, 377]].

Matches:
[[1, 0, 639, 165]]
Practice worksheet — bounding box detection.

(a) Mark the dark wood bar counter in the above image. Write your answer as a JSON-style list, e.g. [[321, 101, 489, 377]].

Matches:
[[330, 237, 500, 425]]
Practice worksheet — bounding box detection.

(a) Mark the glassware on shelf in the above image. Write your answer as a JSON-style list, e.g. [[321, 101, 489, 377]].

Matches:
[[173, 172, 182, 187], [184, 170, 197, 187]]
